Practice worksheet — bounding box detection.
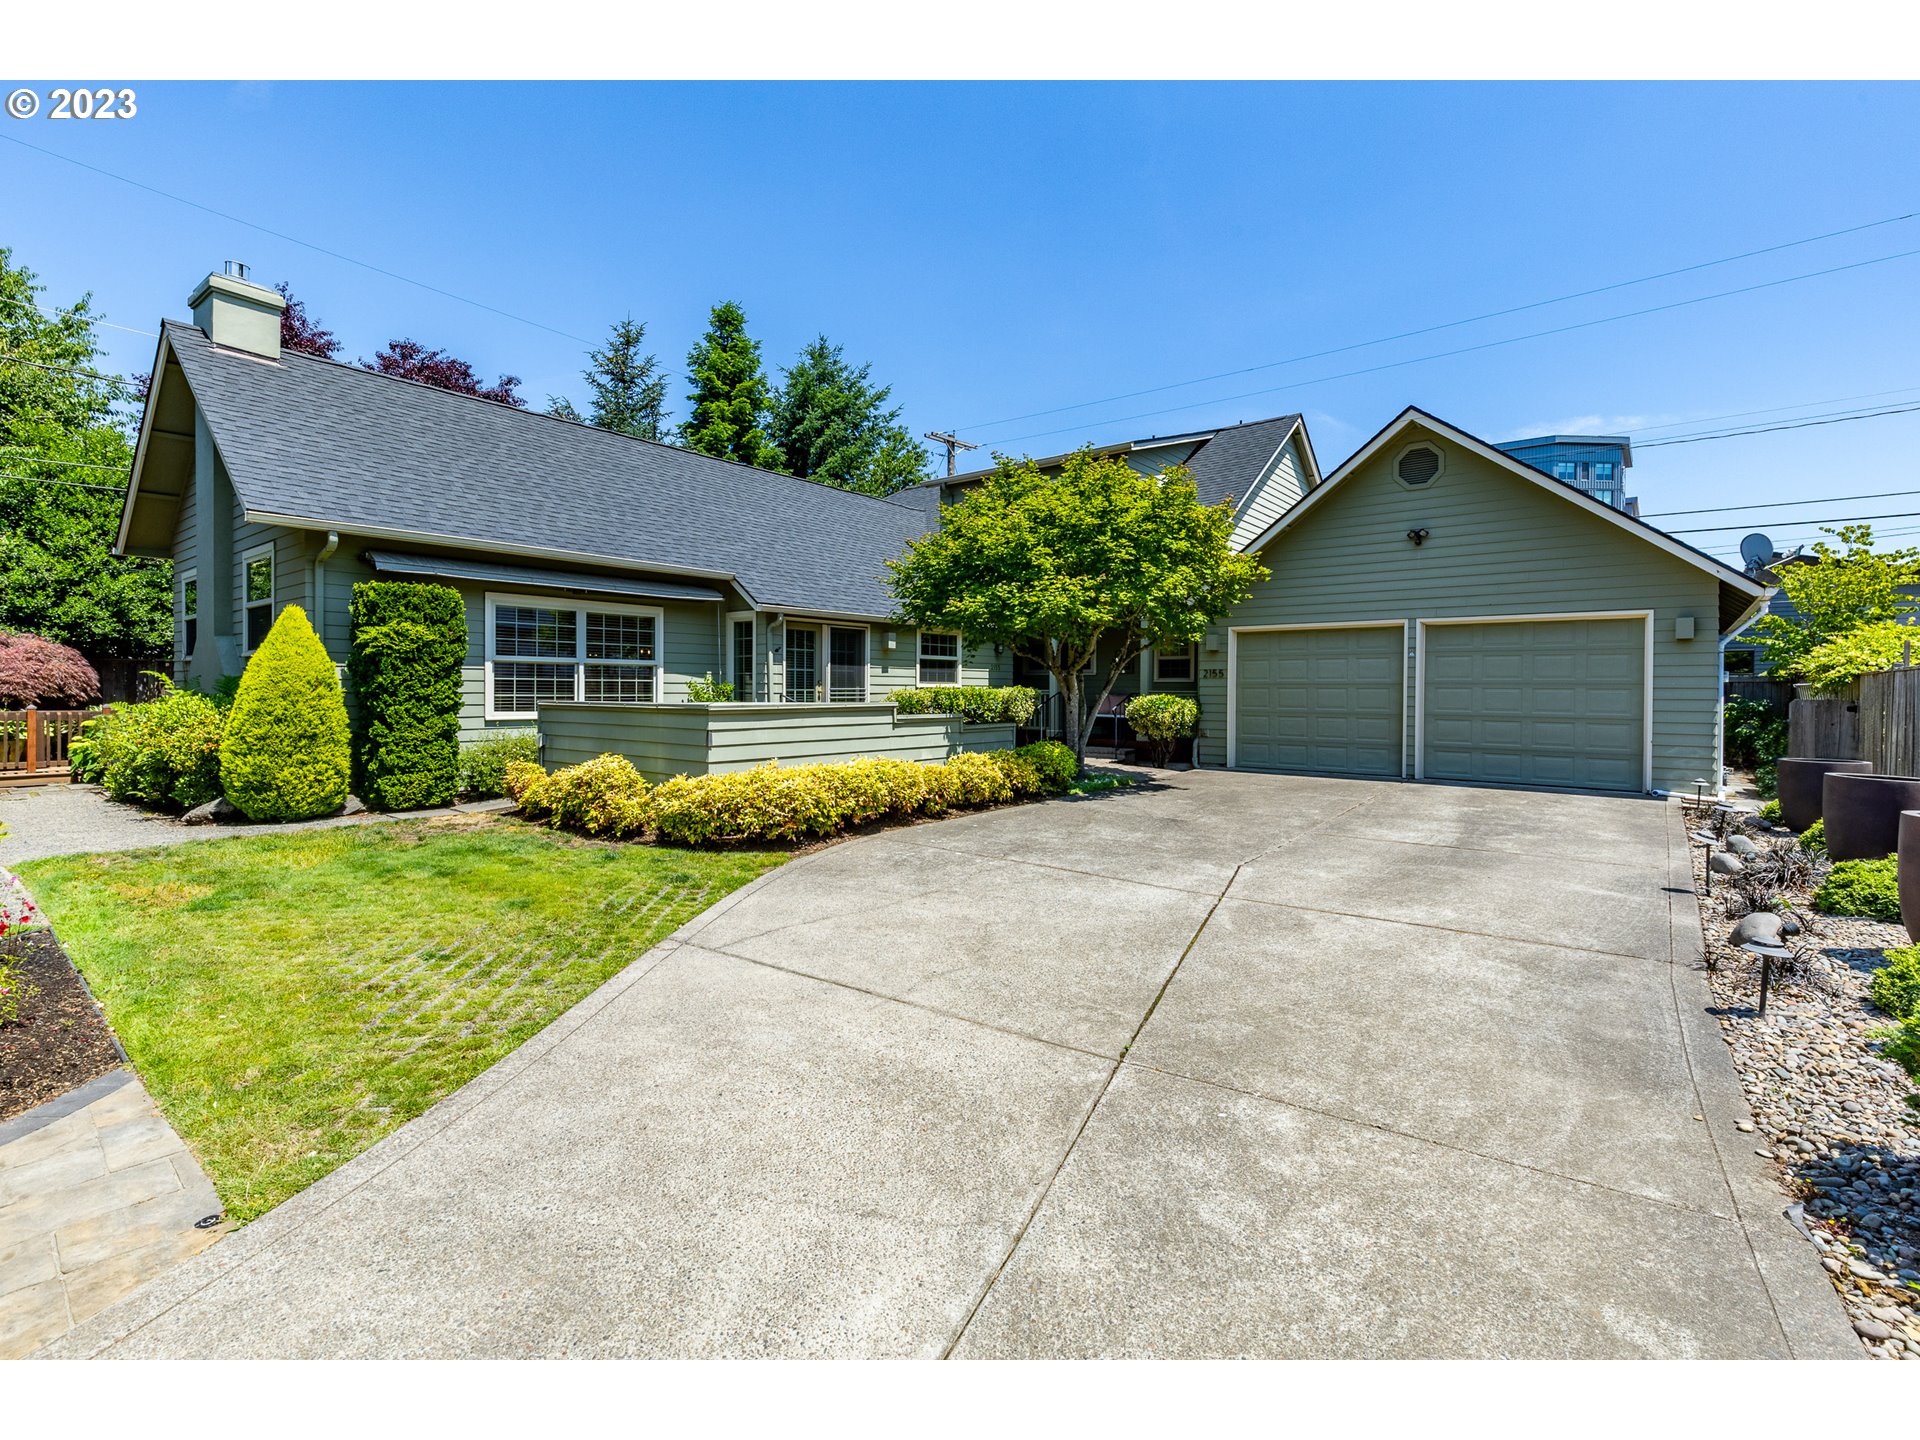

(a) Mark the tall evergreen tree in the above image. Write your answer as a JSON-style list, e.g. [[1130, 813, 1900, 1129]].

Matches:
[[769, 335, 931, 496], [580, 317, 668, 440], [0, 248, 170, 662], [680, 301, 780, 469]]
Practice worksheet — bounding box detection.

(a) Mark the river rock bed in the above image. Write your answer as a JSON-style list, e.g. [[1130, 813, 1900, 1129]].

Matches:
[[1688, 818, 1920, 1359]]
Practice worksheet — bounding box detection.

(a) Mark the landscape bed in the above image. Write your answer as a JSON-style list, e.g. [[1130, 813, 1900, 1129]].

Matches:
[[13, 815, 785, 1220], [0, 926, 123, 1122], [1685, 805, 1920, 1359]]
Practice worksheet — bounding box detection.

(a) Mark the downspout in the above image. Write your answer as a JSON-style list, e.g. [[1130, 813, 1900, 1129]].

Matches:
[[313, 531, 340, 668]]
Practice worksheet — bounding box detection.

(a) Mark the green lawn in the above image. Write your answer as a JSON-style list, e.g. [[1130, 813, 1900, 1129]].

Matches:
[[17, 817, 784, 1221]]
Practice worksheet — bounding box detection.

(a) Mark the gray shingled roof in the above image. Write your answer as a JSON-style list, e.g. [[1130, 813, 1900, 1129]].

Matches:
[[1179, 415, 1304, 508], [160, 320, 932, 616]]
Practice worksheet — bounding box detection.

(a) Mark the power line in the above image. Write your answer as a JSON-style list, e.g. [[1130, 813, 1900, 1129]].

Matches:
[[0, 472, 127, 493], [959, 210, 1920, 434], [988, 245, 1920, 449], [1627, 382, 1920, 437], [1644, 487, 1920, 519], [1670, 509, 1920, 535], [1, 133, 592, 346], [0, 292, 156, 340], [1637, 398, 1920, 444], [0, 351, 135, 386], [1638, 402, 1920, 448], [0, 451, 130, 473]]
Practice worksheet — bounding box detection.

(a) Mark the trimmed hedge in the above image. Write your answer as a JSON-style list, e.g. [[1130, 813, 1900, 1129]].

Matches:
[[1125, 693, 1197, 764], [220, 605, 352, 821], [349, 581, 467, 811], [459, 731, 540, 798], [890, 685, 1040, 726], [511, 739, 1078, 846]]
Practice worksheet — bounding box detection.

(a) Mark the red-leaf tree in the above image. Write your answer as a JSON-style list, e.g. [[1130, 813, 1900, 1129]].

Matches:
[[275, 282, 342, 359], [0, 630, 101, 706], [362, 340, 524, 407]]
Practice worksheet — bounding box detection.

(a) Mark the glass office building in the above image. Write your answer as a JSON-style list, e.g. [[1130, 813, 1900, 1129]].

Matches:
[[1494, 435, 1636, 515]]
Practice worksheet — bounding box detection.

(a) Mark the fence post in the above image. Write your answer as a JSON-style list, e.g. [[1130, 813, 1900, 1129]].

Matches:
[[23, 703, 37, 775]]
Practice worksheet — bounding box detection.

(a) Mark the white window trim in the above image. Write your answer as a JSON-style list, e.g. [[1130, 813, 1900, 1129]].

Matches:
[[1154, 641, 1196, 683], [727, 610, 756, 702], [180, 568, 198, 666], [240, 545, 273, 655], [917, 629, 963, 688], [483, 591, 664, 721]]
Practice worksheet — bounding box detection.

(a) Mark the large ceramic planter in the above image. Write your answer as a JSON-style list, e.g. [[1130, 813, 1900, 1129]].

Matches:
[[1777, 756, 1872, 832], [1900, 811, 1920, 942], [1822, 773, 1920, 861]]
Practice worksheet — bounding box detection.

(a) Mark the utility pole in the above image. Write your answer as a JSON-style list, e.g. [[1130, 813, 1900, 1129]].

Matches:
[[924, 430, 980, 478]]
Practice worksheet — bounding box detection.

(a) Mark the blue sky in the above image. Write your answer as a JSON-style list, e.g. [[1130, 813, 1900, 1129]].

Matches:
[[4, 80, 1918, 563]]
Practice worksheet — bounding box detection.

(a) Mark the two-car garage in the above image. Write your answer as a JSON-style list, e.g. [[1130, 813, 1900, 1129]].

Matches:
[[1227, 616, 1649, 793], [1204, 407, 1766, 796]]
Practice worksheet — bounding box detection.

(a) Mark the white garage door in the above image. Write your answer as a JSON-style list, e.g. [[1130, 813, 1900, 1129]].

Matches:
[[1233, 626, 1404, 777], [1421, 618, 1646, 793]]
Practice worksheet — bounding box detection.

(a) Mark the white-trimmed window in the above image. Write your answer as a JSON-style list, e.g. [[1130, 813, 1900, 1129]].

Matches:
[[180, 569, 198, 658], [241, 546, 273, 653], [729, 613, 755, 701], [485, 593, 660, 720], [918, 630, 961, 686], [1155, 642, 1195, 683]]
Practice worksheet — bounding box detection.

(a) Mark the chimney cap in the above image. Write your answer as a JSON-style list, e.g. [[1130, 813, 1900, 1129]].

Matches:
[[223, 259, 251, 280]]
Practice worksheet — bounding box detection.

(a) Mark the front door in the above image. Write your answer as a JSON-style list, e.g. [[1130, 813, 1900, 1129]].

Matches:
[[827, 626, 868, 702]]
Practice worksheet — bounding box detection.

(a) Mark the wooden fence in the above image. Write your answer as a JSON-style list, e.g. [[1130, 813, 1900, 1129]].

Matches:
[[0, 706, 100, 782], [1724, 677, 1794, 715], [1786, 667, 1920, 775]]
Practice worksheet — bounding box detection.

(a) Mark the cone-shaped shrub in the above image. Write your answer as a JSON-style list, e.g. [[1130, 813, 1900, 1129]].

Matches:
[[349, 582, 466, 810], [220, 604, 351, 820]]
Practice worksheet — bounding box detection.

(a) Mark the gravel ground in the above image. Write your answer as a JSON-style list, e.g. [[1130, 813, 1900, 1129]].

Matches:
[[0, 783, 510, 867], [1689, 812, 1920, 1360]]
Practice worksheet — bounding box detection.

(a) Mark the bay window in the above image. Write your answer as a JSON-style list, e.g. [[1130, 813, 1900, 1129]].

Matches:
[[486, 594, 659, 719]]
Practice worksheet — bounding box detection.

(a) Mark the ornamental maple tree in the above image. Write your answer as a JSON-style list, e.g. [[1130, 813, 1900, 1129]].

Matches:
[[362, 340, 524, 407]]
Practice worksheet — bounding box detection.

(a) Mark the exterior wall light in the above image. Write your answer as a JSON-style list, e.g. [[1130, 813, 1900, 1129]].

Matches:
[[1407, 528, 1430, 547]]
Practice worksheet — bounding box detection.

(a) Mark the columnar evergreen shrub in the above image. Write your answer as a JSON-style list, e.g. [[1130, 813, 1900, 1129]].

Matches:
[[349, 582, 466, 811], [459, 731, 540, 798], [219, 605, 352, 821]]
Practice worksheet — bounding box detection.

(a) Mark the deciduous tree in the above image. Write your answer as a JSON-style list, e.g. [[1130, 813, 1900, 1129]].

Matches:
[[0, 247, 170, 663], [1752, 525, 1920, 679], [362, 339, 524, 407], [275, 282, 341, 359], [888, 449, 1266, 767]]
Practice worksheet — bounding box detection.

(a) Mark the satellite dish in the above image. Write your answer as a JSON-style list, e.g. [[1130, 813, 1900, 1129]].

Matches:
[[1739, 532, 1775, 569]]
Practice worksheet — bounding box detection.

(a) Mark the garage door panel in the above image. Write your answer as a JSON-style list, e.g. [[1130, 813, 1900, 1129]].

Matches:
[[1420, 619, 1645, 793], [1235, 627, 1404, 778]]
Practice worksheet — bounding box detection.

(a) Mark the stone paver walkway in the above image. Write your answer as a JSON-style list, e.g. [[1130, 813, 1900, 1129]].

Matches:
[[0, 1069, 225, 1358], [0, 783, 512, 867]]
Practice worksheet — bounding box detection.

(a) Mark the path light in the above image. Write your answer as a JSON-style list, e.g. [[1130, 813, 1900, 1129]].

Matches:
[[1741, 940, 1793, 1019], [1692, 778, 1709, 805]]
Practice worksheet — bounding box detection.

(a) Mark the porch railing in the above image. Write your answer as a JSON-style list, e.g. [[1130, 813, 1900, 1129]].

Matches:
[[0, 706, 101, 780]]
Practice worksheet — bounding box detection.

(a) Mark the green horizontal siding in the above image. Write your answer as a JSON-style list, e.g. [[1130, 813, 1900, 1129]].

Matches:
[[1205, 424, 1723, 792]]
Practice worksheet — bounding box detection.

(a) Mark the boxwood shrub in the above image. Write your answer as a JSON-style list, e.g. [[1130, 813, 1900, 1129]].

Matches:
[[459, 731, 540, 798], [1812, 858, 1901, 921], [220, 605, 352, 821], [349, 581, 467, 811], [890, 685, 1040, 726]]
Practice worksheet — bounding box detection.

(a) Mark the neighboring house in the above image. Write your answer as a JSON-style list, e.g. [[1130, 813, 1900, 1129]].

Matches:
[[118, 267, 1764, 794], [1199, 409, 1765, 793], [1493, 434, 1637, 515], [118, 268, 1006, 767]]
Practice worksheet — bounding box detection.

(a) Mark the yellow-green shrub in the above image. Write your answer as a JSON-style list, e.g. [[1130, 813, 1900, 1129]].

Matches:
[[219, 605, 352, 821], [1014, 740, 1078, 790], [503, 758, 549, 808], [517, 753, 650, 838], [935, 751, 1015, 808]]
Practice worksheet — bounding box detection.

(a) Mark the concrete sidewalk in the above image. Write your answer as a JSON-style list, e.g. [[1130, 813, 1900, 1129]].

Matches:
[[40, 772, 1858, 1358]]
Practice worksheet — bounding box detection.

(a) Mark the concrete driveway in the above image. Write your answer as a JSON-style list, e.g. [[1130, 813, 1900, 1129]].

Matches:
[[46, 771, 1856, 1358]]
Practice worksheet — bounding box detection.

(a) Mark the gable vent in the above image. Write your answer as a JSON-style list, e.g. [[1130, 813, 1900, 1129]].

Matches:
[[1397, 446, 1441, 486]]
